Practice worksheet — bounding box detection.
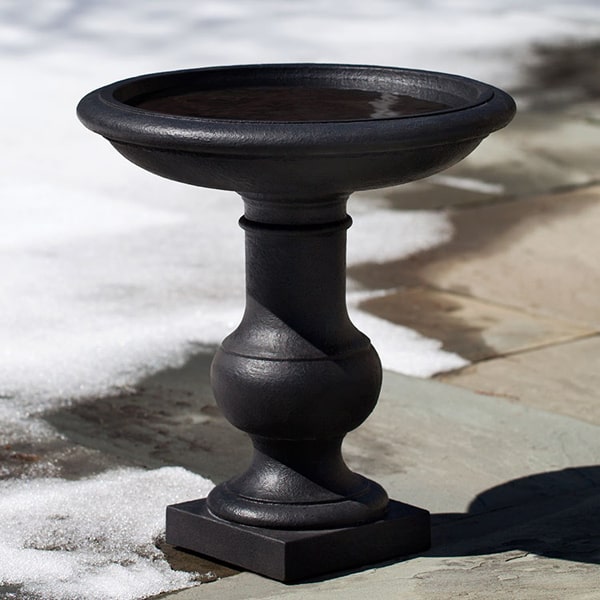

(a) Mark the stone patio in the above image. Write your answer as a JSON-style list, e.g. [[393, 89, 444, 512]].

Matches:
[[4, 93, 599, 599], [151, 100, 600, 598]]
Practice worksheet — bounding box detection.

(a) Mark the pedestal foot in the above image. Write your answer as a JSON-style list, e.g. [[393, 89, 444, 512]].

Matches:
[[166, 499, 431, 582]]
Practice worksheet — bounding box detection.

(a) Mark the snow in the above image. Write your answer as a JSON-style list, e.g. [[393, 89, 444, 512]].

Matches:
[[3, 0, 600, 408], [0, 468, 214, 600], [429, 175, 506, 195], [1, 1, 599, 598], [352, 310, 468, 376]]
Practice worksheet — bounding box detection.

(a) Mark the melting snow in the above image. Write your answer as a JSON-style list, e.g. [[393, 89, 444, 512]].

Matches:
[[0, 468, 213, 600]]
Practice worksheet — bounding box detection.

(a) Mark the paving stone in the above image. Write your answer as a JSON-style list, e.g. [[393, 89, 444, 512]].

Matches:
[[352, 102, 600, 209], [349, 186, 600, 329], [346, 371, 600, 515], [40, 348, 600, 599], [439, 107, 600, 197], [45, 350, 251, 485], [161, 551, 600, 600], [155, 368, 600, 599], [438, 335, 600, 426], [358, 287, 592, 362]]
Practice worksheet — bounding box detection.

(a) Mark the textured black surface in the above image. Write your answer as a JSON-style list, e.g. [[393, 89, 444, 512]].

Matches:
[[78, 63, 515, 581], [206, 195, 390, 530], [77, 63, 515, 195], [166, 499, 431, 582]]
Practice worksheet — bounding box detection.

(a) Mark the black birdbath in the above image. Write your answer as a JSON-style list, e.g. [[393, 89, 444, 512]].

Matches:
[[78, 63, 515, 582]]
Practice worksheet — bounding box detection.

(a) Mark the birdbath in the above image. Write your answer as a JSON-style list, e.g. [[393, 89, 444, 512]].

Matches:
[[78, 63, 515, 582]]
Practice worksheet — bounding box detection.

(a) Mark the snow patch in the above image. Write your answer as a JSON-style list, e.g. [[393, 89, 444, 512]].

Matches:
[[352, 310, 468, 376], [430, 175, 506, 195], [348, 205, 454, 265], [0, 468, 214, 600]]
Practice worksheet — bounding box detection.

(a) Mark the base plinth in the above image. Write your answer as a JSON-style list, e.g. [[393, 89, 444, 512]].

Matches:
[[166, 499, 431, 582]]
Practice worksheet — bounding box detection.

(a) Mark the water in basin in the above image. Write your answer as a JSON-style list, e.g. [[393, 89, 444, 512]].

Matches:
[[131, 85, 450, 122]]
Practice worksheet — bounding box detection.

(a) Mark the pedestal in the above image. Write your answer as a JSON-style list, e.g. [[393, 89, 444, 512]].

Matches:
[[166, 193, 431, 580]]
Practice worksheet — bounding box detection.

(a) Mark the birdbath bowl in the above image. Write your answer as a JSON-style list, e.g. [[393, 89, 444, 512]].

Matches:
[[78, 63, 515, 582]]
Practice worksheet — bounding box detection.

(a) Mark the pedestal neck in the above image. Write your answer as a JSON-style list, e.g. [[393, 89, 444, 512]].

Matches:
[[207, 193, 388, 529]]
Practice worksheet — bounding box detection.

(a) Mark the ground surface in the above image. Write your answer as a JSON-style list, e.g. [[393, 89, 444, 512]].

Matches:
[[153, 55, 600, 598], [2, 31, 600, 600], [35, 95, 600, 599]]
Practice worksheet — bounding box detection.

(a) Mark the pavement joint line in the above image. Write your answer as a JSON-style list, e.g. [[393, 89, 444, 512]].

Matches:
[[441, 331, 600, 373], [462, 331, 600, 372], [370, 282, 598, 331]]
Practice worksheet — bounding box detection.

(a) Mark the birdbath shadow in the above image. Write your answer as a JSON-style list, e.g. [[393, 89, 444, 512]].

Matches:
[[77, 63, 515, 582], [431, 465, 600, 565]]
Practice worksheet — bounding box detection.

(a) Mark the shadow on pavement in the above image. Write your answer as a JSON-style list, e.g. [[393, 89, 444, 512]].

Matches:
[[430, 465, 600, 565]]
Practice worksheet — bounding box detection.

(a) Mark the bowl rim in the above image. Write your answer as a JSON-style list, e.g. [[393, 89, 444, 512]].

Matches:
[[77, 63, 516, 156]]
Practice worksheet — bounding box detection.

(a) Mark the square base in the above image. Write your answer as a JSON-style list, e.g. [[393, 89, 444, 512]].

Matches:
[[166, 499, 430, 582]]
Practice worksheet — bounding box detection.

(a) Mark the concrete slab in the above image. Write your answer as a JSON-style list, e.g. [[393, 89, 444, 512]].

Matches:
[[152, 367, 600, 599], [45, 350, 251, 485], [39, 348, 600, 598], [160, 548, 600, 600], [358, 287, 592, 362], [345, 371, 600, 515], [160, 550, 600, 600], [439, 335, 600, 426], [439, 108, 600, 197], [349, 186, 600, 328]]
